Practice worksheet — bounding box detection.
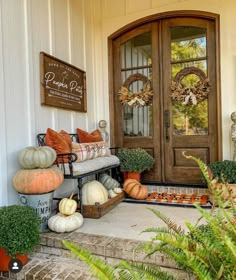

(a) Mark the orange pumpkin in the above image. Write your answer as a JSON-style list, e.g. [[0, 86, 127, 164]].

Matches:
[[13, 166, 64, 194], [123, 179, 148, 200]]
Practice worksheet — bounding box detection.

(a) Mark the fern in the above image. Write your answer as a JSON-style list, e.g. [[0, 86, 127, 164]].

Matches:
[[62, 240, 116, 280]]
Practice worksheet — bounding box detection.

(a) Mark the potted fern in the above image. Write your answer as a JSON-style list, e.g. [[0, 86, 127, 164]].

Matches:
[[117, 148, 155, 181], [0, 205, 41, 271]]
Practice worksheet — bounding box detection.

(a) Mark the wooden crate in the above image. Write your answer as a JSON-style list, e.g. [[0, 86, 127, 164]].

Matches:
[[78, 192, 125, 219]]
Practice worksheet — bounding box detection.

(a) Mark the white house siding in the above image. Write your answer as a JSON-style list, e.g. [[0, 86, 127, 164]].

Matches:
[[0, 0, 104, 206], [0, 0, 236, 206]]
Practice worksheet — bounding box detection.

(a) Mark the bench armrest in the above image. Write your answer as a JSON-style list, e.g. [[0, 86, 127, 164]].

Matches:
[[56, 152, 78, 176]]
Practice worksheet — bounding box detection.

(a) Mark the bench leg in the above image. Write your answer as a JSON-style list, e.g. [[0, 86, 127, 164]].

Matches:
[[77, 178, 83, 214]]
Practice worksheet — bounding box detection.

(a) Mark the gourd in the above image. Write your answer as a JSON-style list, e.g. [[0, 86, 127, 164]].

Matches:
[[99, 174, 120, 190], [18, 146, 57, 169], [123, 179, 148, 200], [13, 166, 64, 194], [48, 212, 83, 233], [59, 193, 77, 215], [82, 180, 108, 205]]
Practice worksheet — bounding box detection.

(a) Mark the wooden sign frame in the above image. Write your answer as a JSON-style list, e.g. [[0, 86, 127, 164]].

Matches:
[[40, 52, 87, 112]]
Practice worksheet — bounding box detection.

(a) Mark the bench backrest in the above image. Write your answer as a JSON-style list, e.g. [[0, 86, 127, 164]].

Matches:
[[37, 133, 79, 146]]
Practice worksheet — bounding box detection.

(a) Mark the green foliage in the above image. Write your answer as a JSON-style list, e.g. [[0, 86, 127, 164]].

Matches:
[[117, 148, 155, 173], [0, 205, 41, 257], [63, 154, 236, 280], [63, 240, 175, 280], [203, 160, 236, 184]]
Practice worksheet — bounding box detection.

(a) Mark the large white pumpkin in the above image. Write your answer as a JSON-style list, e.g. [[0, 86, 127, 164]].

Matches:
[[48, 212, 83, 233], [82, 180, 109, 205]]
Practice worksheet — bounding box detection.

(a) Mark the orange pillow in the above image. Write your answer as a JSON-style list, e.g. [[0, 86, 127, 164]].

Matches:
[[45, 128, 72, 154], [59, 130, 72, 148], [77, 128, 103, 143]]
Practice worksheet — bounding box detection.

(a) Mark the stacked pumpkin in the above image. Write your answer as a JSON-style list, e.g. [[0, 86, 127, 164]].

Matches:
[[48, 194, 83, 233], [123, 179, 149, 200], [13, 146, 64, 194]]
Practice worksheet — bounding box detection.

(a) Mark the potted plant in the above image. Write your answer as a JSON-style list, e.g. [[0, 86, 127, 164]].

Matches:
[[117, 148, 155, 181], [0, 205, 41, 271], [201, 160, 236, 203]]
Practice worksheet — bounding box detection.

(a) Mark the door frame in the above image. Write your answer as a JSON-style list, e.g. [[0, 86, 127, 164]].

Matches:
[[108, 10, 222, 183]]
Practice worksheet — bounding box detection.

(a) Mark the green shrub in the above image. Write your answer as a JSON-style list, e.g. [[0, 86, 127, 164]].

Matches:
[[0, 205, 41, 257], [202, 160, 236, 183]]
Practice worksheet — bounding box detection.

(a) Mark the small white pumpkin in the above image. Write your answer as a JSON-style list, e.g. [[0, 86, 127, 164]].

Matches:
[[59, 193, 77, 216], [113, 187, 123, 194], [48, 212, 83, 233], [82, 180, 109, 205], [99, 174, 120, 190], [108, 189, 117, 198]]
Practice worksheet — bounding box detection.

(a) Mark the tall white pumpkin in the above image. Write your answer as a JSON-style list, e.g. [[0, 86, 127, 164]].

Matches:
[[82, 180, 109, 205]]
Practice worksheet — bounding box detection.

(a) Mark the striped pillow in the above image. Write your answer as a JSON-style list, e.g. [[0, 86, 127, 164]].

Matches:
[[72, 141, 110, 162]]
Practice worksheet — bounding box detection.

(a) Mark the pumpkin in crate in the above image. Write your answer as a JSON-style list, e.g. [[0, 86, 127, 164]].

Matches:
[[99, 174, 120, 190], [13, 166, 64, 194], [48, 212, 83, 233], [123, 179, 148, 200], [82, 180, 108, 205], [59, 193, 77, 216], [18, 146, 57, 169]]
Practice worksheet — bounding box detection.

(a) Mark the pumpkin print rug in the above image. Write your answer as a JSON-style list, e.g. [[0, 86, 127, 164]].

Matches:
[[124, 192, 211, 208]]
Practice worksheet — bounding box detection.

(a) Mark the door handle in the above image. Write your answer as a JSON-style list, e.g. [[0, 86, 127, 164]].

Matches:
[[164, 110, 170, 142]]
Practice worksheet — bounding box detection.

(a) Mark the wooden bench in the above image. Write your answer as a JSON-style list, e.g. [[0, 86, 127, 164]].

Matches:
[[37, 133, 121, 214]]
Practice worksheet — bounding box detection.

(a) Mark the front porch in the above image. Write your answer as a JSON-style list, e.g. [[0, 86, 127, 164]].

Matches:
[[1, 189, 207, 280]]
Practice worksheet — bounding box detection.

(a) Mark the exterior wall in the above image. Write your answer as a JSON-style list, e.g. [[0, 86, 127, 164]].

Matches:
[[1, 0, 236, 205], [0, 0, 105, 206]]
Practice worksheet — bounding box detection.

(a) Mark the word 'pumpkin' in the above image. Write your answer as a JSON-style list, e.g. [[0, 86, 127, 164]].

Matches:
[[18, 146, 57, 169], [123, 179, 148, 200], [13, 166, 64, 194]]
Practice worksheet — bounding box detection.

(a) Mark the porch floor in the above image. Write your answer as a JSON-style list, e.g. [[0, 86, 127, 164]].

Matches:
[[78, 200, 206, 241]]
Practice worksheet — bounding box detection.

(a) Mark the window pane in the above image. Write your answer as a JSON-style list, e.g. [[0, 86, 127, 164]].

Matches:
[[170, 26, 208, 136], [120, 32, 153, 137]]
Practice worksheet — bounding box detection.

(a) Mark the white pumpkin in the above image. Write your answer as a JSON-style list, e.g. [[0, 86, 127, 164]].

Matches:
[[48, 212, 83, 233], [59, 193, 77, 215], [113, 187, 123, 194], [82, 180, 109, 205], [18, 146, 57, 169]]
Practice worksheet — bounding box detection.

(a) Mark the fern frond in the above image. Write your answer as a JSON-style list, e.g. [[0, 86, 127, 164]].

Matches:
[[62, 240, 116, 280], [117, 261, 176, 280], [146, 207, 185, 234]]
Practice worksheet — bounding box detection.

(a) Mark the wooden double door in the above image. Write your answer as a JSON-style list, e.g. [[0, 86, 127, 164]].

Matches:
[[109, 12, 221, 185]]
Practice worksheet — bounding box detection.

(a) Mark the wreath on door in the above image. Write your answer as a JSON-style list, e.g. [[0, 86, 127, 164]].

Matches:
[[170, 67, 211, 105], [118, 73, 153, 107]]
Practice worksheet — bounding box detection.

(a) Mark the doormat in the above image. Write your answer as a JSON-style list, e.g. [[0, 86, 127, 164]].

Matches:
[[124, 192, 211, 208]]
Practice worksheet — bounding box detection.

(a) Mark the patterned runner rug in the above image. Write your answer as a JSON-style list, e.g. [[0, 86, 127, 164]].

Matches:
[[124, 192, 211, 208]]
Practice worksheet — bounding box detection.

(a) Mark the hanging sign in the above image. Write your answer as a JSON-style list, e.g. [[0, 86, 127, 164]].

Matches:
[[40, 52, 87, 112]]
